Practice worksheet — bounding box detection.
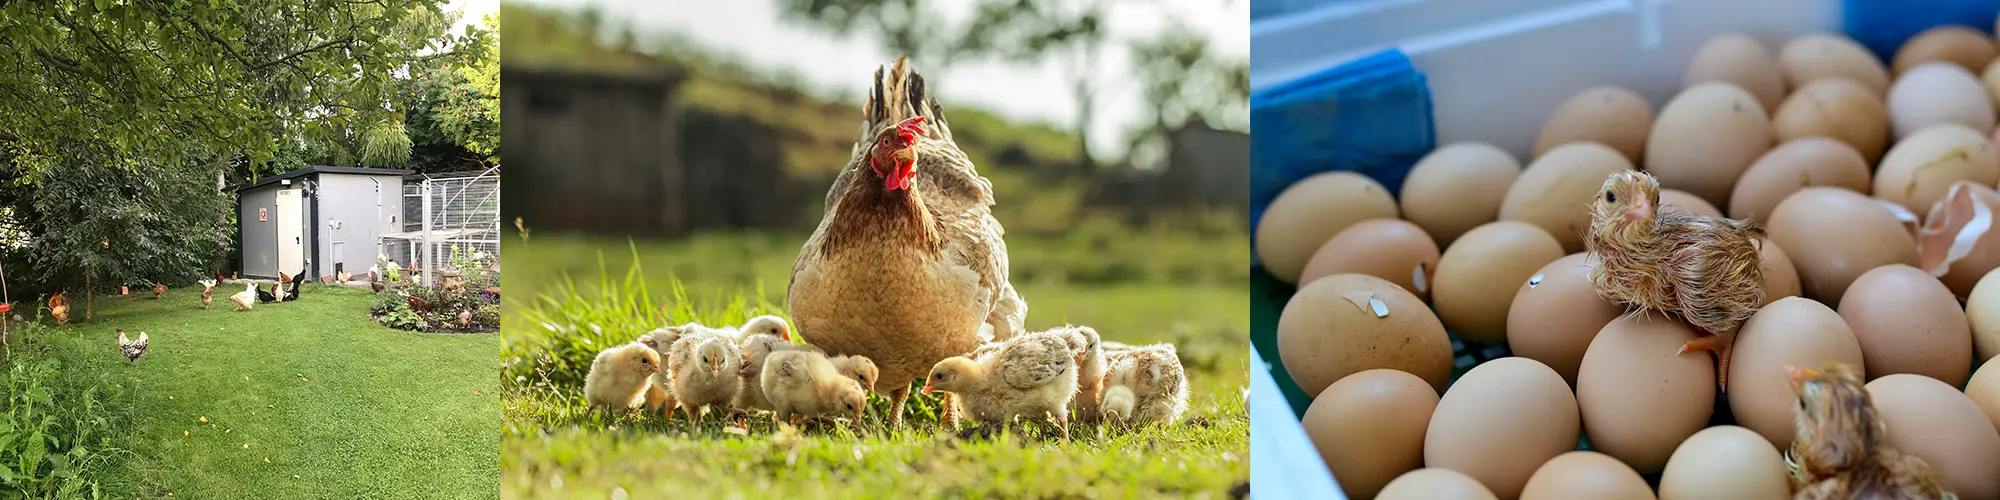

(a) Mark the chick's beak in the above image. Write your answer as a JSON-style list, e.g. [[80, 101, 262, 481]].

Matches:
[[1785, 365, 1813, 386], [920, 382, 936, 394]]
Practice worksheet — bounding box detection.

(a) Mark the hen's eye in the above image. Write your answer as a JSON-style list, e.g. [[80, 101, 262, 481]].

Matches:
[[1605, 192, 1617, 203]]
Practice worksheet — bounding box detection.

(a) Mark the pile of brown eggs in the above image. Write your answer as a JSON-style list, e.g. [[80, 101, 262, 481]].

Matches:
[[1258, 26, 2000, 500]]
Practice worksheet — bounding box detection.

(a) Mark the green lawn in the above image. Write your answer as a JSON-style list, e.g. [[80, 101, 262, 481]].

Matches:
[[20, 285, 498, 498], [500, 232, 1250, 497]]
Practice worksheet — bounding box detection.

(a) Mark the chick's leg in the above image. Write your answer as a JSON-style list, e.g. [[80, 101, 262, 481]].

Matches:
[[1676, 328, 1736, 391]]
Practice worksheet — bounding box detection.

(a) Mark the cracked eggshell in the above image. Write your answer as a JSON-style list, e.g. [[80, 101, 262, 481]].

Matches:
[[1300, 219, 1441, 300], [1685, 34, 1787, 113], [1728, 138, 1873, 225], [1837, 264, 1973, 386], [1772, 78, 1890, 163], [1402, 143, 1523, 248], [1434, 221, 1567, 343], [1277, 273, 1453, 396], [1919, 181, 2000, 298], [1519, 451, 1655, 500], [1766, 187, 1920, 307], [1646, 83, 1772, 211], [1968, 269, 2000, 361], [1576, 312, 1716, 474], [1874, 124, 1999, 216], [1888, 63, 1996, 140], [1302, 369, 1440, 500], [1255, 171, 1399, 284], [1500, 142, 1634, 253], [1726, 297, 1864, 449], [1867, 374, 2000, 500], [1507, 253, 1623, 387], [1425, 358, 1580, 500], [1658, 425, 1792, 500], [1779, 33, 1891, 97], [1534, 86, 1653, 163]]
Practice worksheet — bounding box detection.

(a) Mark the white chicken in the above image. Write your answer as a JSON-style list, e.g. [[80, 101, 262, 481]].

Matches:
[[1101, 343, 1190, 426], [229, 282, 257, 311], [923, 329, 1080, 438]]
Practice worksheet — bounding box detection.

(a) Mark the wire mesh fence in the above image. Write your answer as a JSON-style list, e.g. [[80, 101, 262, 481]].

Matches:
[[381, 167, 500, 286]]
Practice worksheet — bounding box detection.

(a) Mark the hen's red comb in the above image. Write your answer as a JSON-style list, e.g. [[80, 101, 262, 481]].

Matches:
[[895, 116, 927, 137]]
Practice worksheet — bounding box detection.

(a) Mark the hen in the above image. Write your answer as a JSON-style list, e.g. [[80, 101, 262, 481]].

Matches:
[[48, 291, 68, 324], [198, 279, 216, 309], [228, 283, 256, 311], [1788, 362, 1951, 499], [788, 56, 1027, 428], [923, 329, 1079, 438], [1101, 343, 1190, 426], [1586, 170, 1763, 390], [151, 282, 166, 299], [116, 329, 148, 363]]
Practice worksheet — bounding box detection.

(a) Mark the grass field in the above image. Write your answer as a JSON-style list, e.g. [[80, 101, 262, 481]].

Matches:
[[501, 231, 1250, 497], [6, 286, 498, 498]]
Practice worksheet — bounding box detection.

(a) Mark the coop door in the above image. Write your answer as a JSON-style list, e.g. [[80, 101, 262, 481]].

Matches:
[[275, 189, 305, 275]]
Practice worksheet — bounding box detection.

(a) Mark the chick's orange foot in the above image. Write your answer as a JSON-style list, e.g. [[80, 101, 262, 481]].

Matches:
[[1676, 329, 1736, 391]]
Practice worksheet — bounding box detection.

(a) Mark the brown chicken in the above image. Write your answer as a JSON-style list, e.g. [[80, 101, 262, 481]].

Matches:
[[1788, 362, 1951, 499], [152, 282, 166, 299], [787, 57, 1027, 428], [198, 279, 215, 309], [48, 291, 68, 324], [1586, 170, 1763, 390]]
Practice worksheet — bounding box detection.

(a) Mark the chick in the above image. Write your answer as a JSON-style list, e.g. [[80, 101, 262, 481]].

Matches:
[[1052, 326, 1107, 423], [667, 329, 742, 425], [738, 315, 793, 342], [829, 354, 880, 394], [1101, 343, 1191, 426], [583, 343, 662, 411], [1789, 362, 1951, 499], [761, 350, 868, 426], [923, 330, 1080, 438], [733, 333, 795, 411], [1586, 170, 1763, 390], [229, 282, 257, 311], [636, 324, 695, 414]]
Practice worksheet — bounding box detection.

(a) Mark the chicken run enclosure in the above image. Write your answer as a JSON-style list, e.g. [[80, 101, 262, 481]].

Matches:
[[383, 168, 501, 285]]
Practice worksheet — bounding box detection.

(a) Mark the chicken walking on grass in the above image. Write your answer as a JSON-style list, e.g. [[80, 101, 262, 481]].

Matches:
[[788, 56, 1027, 428], [667, 328, 742, 425], [229, 283, 257, 311], [49, 291, 68, 324], [151, 282, 167, 299], [199, 279, 216, 309], [1788, 362, 1952, 499], [116, 329, 148, 363], [1100, 343, 1190, 426], [1585, 171, 1763, 391], [762, 350, 868, 427], [584, 343, 662, 412], [923, 329, 1080, 439]]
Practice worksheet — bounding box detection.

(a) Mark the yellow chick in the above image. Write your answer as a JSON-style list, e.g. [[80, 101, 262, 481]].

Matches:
[[829, 354, 880, 394], [738, 315, 793, 342], [761, 350, 868, 426], [1100, 343, 1190, 426], [583, 343, 662, 411], [1049, 325, 1106, 423], [667, 329, 741, 425], [733, 332, 794, 412], [923, 329, 1080, 438]]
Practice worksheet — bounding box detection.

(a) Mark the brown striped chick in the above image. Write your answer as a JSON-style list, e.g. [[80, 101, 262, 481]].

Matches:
[[667, 328, 741, 425], [583, 343, 662, 412], [1101, 343, 1190, 426], [924, 329, 1080, 439], [761, 350, 868, 426]]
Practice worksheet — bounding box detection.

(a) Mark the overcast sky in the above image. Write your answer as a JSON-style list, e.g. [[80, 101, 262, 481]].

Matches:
[[510, 0, 1248, 160]]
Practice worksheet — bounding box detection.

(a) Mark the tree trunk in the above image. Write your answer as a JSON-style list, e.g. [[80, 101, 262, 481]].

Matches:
[[86, 273, 93, 321]]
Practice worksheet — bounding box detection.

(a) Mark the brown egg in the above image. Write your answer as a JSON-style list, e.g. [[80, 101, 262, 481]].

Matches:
[[1867, 374, 2000, 499], [1728, 137, 1872, 224], [1838, 264, 1973, 385], [1918, 181, 2000, 298], [1766, 187, 1920, 307], [1758, 238, 1803, 304], [1500, 142, 1634, 253], [1967, 268, 2000, 361], [1401, 143, 1523, 248], [1433, 222, 1566, 343], [1647, 83, 1772, 211], [1726, 297, 1865, 448], [1426, 358, 1580, 500], [1881, 124, 2000, 213], [1302, 369, 1439, 500], [1657, 189, 1721, 217], [1299, 219, 1441, 300], [1277, 274, 1454, 396], [1576, 312, 1715, 473], [1778, 33, 1892, 96], [1657, 426, 1792, 500], [1378, 469, 1499, 500], [1686, 34, 1788, 112], [1981, 58, 2000, 107], [1893, 25, 1997, 75], [1519, 451, 1654, 500], [1888, 63, 1996, 140], [1771, 78, 1891, 163], [1534, 86, 1653, 163], [1255, 171, 1399, 284], [1967, 360, 2000, 433], [1507, 253, 1623, 387]]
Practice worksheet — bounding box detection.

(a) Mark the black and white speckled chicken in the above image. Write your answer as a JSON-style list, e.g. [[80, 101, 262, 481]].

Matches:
[[117, 329, 148, 363]]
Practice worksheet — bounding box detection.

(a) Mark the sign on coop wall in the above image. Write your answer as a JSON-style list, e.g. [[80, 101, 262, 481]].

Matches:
[[259, 208, 268, 222]]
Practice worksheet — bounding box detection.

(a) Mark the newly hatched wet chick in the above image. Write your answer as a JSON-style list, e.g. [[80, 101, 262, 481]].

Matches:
[[229, 282, 257, 311], [583, 343, 662, 411], [923, 329, 1080, 438], [1789, 362, 1951, 499], [1101, 343, 1190, 426], [1586, 170, 1763, 390], [667, 328, 742, 424], [761, 350, 868, 426]]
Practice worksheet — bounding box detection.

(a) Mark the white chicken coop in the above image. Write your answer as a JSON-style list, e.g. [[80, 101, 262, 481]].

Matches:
[[380, 167, 501, 286]]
